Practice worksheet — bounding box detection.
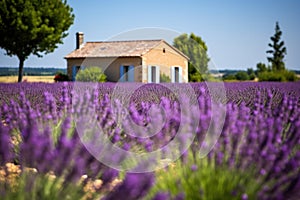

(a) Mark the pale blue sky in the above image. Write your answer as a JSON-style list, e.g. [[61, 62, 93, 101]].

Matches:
[[0, 0, 299, 70]]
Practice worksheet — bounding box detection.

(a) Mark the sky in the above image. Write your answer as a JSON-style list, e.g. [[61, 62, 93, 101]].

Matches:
[[0, 0, 299, 71]]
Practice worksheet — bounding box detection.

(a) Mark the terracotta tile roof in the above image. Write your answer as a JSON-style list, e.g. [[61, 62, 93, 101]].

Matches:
[[65, 39, 165, 58]]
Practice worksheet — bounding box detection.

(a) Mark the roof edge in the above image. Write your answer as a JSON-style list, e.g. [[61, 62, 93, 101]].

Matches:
[[85, 39, 163, 44], [161, 40, 190, 60], [64, 39, 189, 60], [64, 55, 142, 59]]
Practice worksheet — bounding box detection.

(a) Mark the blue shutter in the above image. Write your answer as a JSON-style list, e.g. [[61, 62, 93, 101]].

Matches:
[[171, 66, 175, 83], [120, 65, 124, 82], [147, 66, 152, 83], [156, 66, 160, 83], [179, 67, 182, 83], [128, 65, 134, 82], [72, 66, 77, 81]]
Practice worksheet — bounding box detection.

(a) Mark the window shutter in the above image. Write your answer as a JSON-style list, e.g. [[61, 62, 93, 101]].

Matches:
[[179, 67, 182, 83], [120, 65, 125, 82], [72, 66, 77, 81], [156, 66, 160, 83], [171, 66, 175, 83], [147, 66, 152, 83], [128, 65, 134, 82]]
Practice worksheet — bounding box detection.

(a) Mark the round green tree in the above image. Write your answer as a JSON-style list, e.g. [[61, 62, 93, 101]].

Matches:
[[173, 33, 210, 82], [0, 0, 74, 82], [76, 67, 107, 82]]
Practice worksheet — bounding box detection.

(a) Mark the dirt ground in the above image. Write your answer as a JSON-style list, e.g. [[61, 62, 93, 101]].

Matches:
[[0, 76, 54, 83]]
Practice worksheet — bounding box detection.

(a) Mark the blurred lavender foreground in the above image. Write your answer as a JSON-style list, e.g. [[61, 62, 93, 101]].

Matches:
[[0, 81, 300, 199]]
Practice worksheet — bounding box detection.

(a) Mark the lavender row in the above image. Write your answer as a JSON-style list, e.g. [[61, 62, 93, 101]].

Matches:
[[0, 81, 300, 199]]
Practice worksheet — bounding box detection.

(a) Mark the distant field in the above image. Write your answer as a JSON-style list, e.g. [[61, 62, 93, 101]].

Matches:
[[0, 76, 54, 83]]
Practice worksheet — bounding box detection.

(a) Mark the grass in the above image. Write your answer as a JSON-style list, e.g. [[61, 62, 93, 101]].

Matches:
[[0, 76, 54, 83], [146, 151, 261, 200]]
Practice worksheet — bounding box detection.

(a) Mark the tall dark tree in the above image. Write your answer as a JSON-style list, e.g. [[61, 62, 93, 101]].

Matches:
[[266, 22, 287, 71], [0, 0, 74, 82], [173, 33, 209, 81]]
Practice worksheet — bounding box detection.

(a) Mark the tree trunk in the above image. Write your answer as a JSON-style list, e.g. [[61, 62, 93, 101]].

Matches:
[[18, 57, 25, 82]]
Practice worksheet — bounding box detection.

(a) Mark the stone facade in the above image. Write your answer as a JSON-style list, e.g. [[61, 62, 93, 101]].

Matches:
[[65, 33, 189, 83]]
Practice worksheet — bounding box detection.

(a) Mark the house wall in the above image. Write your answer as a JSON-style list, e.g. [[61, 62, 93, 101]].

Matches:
[[66, 58, 84, 79], [142, 42, 188, 83], [66, 57, 142, 82]]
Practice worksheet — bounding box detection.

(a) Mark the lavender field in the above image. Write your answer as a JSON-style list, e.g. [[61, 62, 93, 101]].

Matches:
[[0, 81, 300, 200]]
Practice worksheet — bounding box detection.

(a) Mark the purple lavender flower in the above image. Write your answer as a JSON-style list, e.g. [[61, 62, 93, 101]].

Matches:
[[242, 193, 248, 200], [174, 192, 185, 200], [190, 164, 198, 171], [103, 173, 154, 200], [152, 192, 170, 200], [0, 123, 12, 165]]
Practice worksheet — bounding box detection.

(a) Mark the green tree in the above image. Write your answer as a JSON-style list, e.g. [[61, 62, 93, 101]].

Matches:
[[266, 22, 287, 71], [256, 22, 297, 82], [173, 33, 210, 82], [235, 71, 250, 81], [246, 68, 256, 80], [0, 0, 74, 82], [256, 62, 268, 74], [76, 67, 107, 82]]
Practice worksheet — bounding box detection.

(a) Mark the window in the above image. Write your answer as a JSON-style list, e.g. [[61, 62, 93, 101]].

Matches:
[[175, 67, 179, 82], [120, 65, 134, 82], [151, 66, 156, 82], [148, 66, 160, 83], [124, 65, 129, 81], [171, 66, 182, 83]]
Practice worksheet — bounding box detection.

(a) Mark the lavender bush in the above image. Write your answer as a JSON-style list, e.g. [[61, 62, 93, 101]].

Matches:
[[0, 81, 299, 199]]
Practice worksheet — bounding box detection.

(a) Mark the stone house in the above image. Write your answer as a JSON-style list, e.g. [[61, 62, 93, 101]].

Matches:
[[64, 32, 189, 83]]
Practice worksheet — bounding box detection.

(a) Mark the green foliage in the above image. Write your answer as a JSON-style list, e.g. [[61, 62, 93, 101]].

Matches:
[[284, 70, 298, 81], [173, 33, 210, 82], [189, 71, 205, 82], [160, 73, 171, 82], [247, 68, 256, 80], [256, 62, 269, 75], [147, 152, 261, 200], [223, 70, 255, 81], [76, 67, 107, 82], [235, 71, 250, 81], [0, 0, 74, 82], [202, 74, 223, 82], [1, 172, 87, 200], [222, 74, 237, 81], [258, 70, 298, 82], [266, 22, 286, 71], [256, 22, 297, 82], [189, 73, 221, 82]]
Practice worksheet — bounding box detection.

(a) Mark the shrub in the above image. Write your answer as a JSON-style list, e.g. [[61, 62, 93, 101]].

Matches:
[[258, 70, 297, 82], [235, 71, 250, 81], [284, 70, 298, 81], [76, 67, 106, 82], [248, 73, 256, 80], [160, 73, 171, 83], [223, 74, 236, 81], [54, 72, 69, 82], [189, 72, 205, 82]]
